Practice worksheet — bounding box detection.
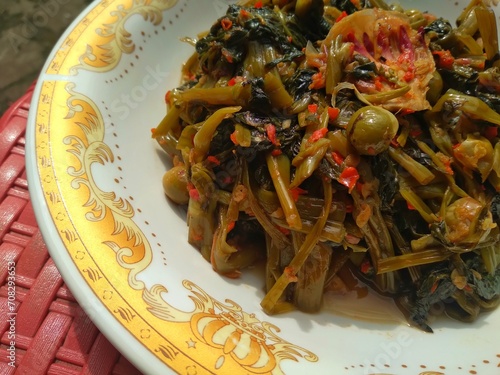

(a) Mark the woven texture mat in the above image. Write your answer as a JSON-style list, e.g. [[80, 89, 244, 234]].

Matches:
[[0, 85, 143, 375]]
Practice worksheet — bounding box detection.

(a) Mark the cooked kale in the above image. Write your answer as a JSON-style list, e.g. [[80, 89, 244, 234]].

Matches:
[[476, 92, 500, 113], [438, 65, 478, 96], [196, 4, 332, 74], [285, 69, 315, 101], [490, 193, 500, 225], [410, 253, 500, 331], [348, 62, 378, 80], [330, 0, 365, 14], [424, 18, 453, 40], [208, 119, 236, 156], [410, 263, 457, 332], [248, 78, 273, 113], [370, 151, 398, 212]]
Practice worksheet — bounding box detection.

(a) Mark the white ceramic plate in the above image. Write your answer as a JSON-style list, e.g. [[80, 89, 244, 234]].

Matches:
[[26, 1, 500, 374]]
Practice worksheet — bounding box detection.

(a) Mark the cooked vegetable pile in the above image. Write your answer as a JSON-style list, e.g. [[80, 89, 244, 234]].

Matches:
[[152, 0, 500, 331]]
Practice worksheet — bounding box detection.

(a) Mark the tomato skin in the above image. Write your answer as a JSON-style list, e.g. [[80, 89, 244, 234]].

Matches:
[[322, 9, 436, 112]]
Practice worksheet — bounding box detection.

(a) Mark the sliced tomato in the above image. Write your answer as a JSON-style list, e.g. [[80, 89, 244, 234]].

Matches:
[[323, 9, 435, 112]]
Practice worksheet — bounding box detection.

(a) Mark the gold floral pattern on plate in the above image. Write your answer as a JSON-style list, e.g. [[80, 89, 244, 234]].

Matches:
[[46, 0, 178, 75], [144, 281, 318, 374]]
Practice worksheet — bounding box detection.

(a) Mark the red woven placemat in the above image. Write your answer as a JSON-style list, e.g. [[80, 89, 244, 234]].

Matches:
[[0, 85, 143, 375]]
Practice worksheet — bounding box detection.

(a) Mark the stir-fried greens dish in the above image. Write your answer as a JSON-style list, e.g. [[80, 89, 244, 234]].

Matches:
[[151, 0, 500, 331]]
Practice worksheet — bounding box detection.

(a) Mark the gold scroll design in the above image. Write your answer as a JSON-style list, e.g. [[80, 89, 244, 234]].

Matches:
[[72, 0, 178, 74], [143, 280, 319, 375], [62, 82, 151, 289]]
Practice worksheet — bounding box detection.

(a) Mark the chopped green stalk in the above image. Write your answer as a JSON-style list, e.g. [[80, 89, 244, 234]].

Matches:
[[295, 0, 313, 19], [396, 124, 410, 148], [489, 143, 500, 190], [491, 142, 500, 179], [272, 216, 346, 243], [362, 85, 411, 104], [349, 159, 397, 292], [176, 125, 198, 153], [456, 0, 482, 26], [364, 194, 398, 292], [233, 123, 252, 147], [368, 0, 390, 10], [432, 89, 500, 126], [399, 186, 439, 224], [152, 105, 182, 138], [243, 41, 266, 79], [187, 197, 217, 261], [190, 163, 216, 203], [156, 132, 180, 157], [263, 72, 294, 109], [476, 5, 499, 60], [292, 138, 331, 166], [425, 112, 454, 156], [323, 5, 342, 23], [263, 42, 280, 72], [242, 161, 290, 249], [256, 190, 346, 242], [480, 245, 500, 275], [327, 129, 352, 157], [266, 153, 302, 229], [214, 190, 232, 205], [265, 233, 281, 291], [411, 234, 441, 252], [407, 11, 427, 30], [288, 96, 313, 115], [325, 36, 351, 94], [488, 170, 500, 192], [369, 201, 396, 262], [193, 106, 241, 162], [290, 110, 329, 187], [439, 187, 455, 223], [181, 51, 199, 77], [212, 206, 238, 254], [325, 42, 341, 95], [456, 34, 484, 55], [211, 187, 262, 277], [415, 139, 468, 198], [386, 217, 421, 283], [377, 249, 451, 274], [457, 3, 479, 36], [290, 142, 330, 188], [255, 187, 281, 214], [415, 140, 451, 175], [261, 180, 332, 314], [413, 184, 447, 200], [293, 241, 332, 313], [179, 84, 251, 106], [388, 147, 435, 185]]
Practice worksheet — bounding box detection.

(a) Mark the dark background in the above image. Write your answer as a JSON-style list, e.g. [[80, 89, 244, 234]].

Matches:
[[0, 0, 95, 114]]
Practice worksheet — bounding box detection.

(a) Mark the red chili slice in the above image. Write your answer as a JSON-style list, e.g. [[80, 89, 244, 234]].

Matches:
[[338, 167, 360, 192]]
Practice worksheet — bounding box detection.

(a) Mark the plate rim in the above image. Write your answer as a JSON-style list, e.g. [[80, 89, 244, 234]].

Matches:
[[24, 1, 174, 373]]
